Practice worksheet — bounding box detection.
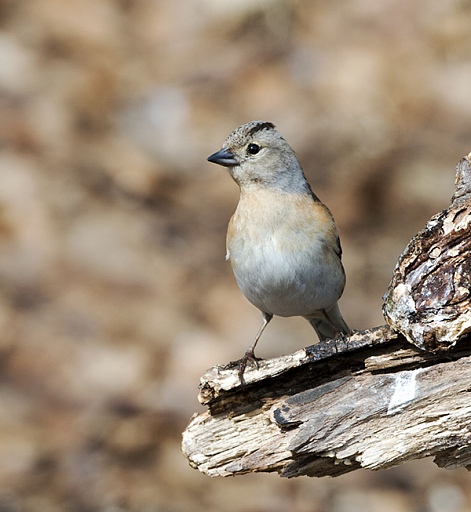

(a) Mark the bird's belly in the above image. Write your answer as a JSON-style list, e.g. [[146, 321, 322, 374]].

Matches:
[[230, 237, 344, 317]]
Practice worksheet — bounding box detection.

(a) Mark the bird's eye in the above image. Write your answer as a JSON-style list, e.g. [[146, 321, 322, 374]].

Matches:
[[247, 143, 261, 155]]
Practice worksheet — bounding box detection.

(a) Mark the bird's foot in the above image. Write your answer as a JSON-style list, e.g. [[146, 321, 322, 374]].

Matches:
[[224, 349, 262, 385]]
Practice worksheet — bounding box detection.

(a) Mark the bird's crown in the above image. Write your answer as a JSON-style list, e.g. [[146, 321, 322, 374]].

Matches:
[[223, 121, 278, 149]]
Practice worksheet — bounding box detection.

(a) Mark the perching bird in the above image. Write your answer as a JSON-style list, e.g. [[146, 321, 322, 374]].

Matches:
[[207, 121, 349, 376]]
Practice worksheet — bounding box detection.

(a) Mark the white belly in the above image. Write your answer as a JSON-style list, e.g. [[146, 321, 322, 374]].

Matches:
[[228, 228, 345, 317]]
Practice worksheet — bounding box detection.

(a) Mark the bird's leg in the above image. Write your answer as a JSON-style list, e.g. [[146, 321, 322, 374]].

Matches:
[[319, 309, 339, 337], [238, 312, 273, 381], [320, 309, 348, 338], [243, 312, 272, 363]]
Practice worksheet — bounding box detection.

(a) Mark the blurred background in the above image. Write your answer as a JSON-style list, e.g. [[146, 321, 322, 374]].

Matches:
[[0, 0, 471, 510]]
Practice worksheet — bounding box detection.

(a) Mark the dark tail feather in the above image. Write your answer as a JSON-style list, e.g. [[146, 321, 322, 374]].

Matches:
[[306, 303, 349, 341]]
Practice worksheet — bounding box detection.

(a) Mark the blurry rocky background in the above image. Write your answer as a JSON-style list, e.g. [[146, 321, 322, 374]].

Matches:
[[0, 0, 471, 510]]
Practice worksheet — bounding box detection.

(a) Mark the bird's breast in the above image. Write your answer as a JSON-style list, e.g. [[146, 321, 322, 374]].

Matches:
[[226, 189, 345, 316]]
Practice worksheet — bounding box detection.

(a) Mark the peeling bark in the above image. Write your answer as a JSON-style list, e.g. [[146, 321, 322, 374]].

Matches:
[[383, 154, 471, 351]]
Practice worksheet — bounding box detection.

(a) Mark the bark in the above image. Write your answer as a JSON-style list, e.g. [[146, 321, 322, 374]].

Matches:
[[383, 154, 471, 350]]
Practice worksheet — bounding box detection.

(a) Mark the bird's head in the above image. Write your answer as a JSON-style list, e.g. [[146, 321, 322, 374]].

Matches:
[[207, 121, 308, 193]]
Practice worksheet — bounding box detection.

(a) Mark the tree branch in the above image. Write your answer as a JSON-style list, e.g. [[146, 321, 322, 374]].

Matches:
[[182, 154, 471, 478]]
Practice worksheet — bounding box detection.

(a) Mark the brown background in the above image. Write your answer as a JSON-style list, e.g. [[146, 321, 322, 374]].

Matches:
[[1, 0, 471, 510]]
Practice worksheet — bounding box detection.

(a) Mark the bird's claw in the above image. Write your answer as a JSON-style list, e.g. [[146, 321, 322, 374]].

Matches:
[[236, 350, 262, 384]]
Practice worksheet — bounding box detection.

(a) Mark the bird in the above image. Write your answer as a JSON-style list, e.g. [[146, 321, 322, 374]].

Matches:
[[207, 121, 349, 378]]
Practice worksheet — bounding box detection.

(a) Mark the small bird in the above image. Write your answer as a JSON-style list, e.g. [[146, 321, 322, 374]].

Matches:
[[207, 121, 349, 377]]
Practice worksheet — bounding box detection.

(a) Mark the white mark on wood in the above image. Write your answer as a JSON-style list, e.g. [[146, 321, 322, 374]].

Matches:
[[387, 369, 422, 415]]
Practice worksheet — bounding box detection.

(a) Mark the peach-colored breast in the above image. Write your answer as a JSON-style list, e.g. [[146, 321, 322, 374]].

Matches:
[[226, 188, 345, 317]]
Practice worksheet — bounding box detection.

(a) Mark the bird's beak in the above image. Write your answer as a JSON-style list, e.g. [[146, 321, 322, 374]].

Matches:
[[207, 148, 238, 167]]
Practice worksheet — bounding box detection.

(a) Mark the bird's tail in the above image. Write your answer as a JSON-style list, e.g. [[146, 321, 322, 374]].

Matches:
[[306, 303, 349, 341]]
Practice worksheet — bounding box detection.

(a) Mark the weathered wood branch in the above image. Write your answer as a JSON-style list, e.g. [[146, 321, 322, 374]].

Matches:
[[182, 327, 471, 477], [182, 154, 471, 478], [383, 154, 471, 350]]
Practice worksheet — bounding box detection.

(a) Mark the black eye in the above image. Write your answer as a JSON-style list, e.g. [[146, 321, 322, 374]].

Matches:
[[247, 143, 261, 155]]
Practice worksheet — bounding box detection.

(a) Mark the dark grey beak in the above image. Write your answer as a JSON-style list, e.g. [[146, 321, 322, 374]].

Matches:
[[207, 148, 238, 167]]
